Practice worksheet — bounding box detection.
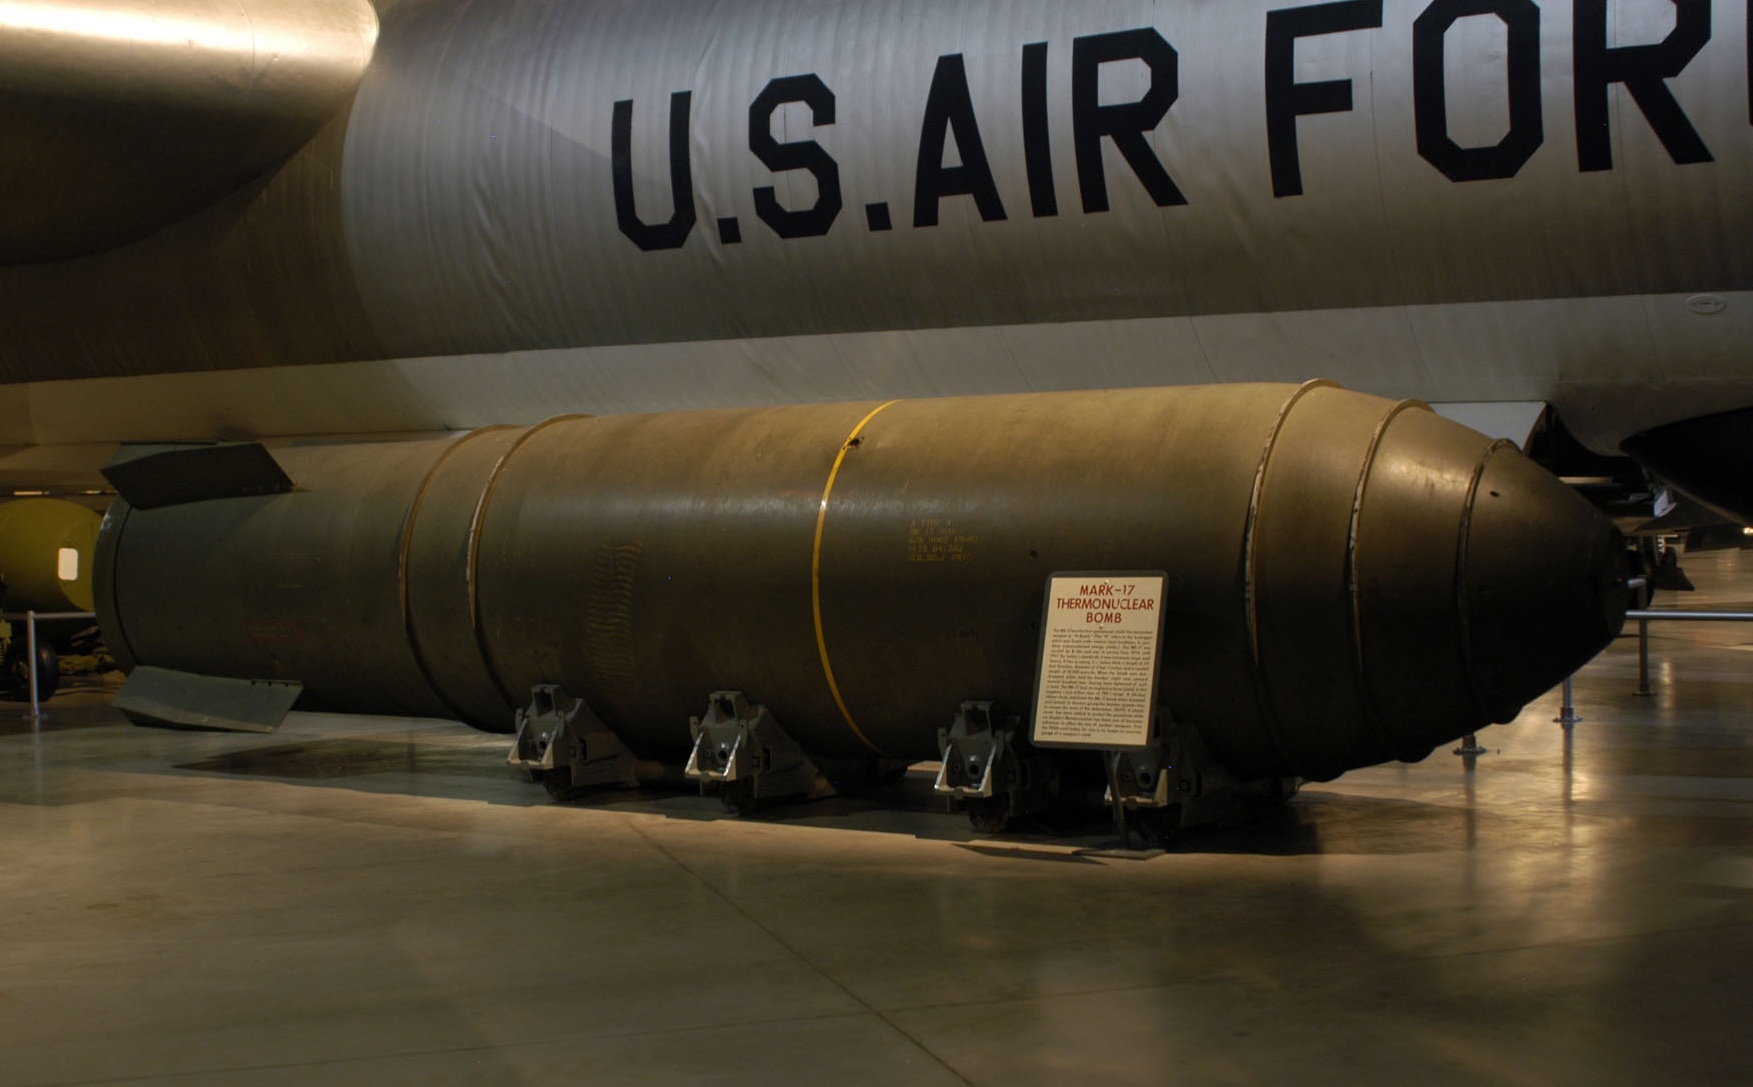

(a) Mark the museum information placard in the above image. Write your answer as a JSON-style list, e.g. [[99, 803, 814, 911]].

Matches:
[[1030, 573, 1166, 750]]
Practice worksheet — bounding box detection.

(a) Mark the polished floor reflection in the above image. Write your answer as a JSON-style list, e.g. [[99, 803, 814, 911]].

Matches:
[[2, 551, 1749, 1086]]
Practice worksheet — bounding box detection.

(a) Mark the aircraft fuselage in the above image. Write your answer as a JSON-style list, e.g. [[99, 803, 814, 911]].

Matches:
[[0, 0, 1746, 462]]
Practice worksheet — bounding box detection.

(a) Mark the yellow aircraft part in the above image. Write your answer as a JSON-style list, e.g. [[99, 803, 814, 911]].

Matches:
[[0, 497, 100, 612]]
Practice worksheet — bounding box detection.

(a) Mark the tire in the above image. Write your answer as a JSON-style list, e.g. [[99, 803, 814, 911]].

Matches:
[[4, 643, 58, 701]]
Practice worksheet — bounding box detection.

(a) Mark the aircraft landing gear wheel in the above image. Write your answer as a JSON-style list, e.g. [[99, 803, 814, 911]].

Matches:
[[720, 778, 759, 816], [965, 796, 1009, 835], [3, 643, 57, 702]]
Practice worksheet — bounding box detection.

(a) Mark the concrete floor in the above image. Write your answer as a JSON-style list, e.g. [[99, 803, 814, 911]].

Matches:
[[2, 552, 1749, 1086]]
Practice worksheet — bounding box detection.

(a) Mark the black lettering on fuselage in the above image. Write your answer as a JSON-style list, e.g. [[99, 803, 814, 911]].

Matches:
[[1574, 0, 1713, 171], [1413, 0, 1544, 181], [1022, 42, 1058, 217], [1266, 1, 1384, 198], [750, 75, 843, 238], [614, 8, 1742, 252], [1072, 28, 1186, 212], [612, 92, 696, 251], [915, 55, 1008, 227]]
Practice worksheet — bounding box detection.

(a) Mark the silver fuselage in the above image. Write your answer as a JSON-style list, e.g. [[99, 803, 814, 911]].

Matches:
[[0, 0, 1747, 454]]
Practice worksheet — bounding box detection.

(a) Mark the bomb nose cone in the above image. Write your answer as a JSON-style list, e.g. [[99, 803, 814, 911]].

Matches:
[[1461, 444, 1628, 722], [1339, 406, 1628, 771]]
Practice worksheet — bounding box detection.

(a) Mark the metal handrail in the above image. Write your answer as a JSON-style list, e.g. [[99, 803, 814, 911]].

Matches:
[[1626, 610, 1753, 621], [3, 610, 98, 724], [1626, 607, 1753, 697], [2, 611, 96, 622]]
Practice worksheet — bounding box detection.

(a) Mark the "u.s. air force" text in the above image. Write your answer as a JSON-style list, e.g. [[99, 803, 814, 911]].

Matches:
[[614, 0, 1740, 251]]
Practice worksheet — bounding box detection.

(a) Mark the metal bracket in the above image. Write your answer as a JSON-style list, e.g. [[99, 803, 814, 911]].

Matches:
[[685, 691, 824, 812], [508, 685, 640, 793], [1104, 746, 1175, 810], [932, 700, 1012, 800], [1103, 711, 1299, 844], [1100, 711, 1177, 847], [933, 701, 1060, 834]]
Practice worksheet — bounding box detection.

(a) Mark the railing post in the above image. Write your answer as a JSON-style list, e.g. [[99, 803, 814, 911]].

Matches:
[[1634, 618, 1652, 697], [1553, 675, 1580, 728], [26, 608, 39, 725]]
